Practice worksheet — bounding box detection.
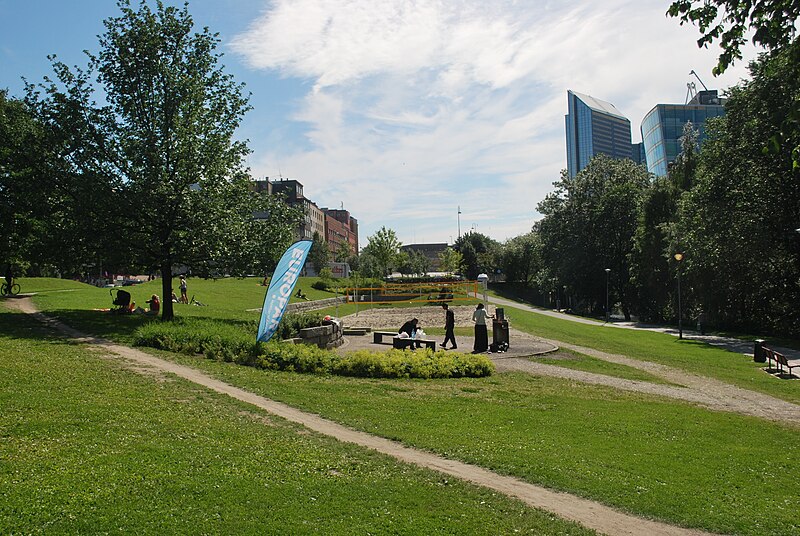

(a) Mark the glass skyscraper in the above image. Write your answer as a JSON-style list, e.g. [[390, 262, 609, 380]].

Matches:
[[640, 90, 726, 176], [565, 90, 633, 178]]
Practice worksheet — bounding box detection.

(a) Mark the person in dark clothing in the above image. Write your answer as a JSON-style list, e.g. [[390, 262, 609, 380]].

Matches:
[[441, 303, 457, 349], [472, 303, 492, 353], [4, 265, 13, 295], [398, 318, 421, 349]]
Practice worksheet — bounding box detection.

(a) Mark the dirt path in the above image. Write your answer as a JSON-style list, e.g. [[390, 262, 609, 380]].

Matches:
[[6, 296, 718, 536]]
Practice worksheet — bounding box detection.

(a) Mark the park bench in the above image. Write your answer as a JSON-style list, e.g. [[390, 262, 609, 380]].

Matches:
[[392, 337, 436, 351], [774, 351, 798, 378], [763, 346, 798, 378], [373, 331, 399, 344]]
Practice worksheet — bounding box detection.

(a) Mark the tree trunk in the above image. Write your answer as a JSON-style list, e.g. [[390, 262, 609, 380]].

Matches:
[[161, 262, 174, 321]]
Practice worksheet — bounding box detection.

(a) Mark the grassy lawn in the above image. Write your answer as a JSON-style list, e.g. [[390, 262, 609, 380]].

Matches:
[[8, 277, 800, 535], [493, 303, 800, 405], [133, 349, 800, 536], [0, 306, 592, 535]]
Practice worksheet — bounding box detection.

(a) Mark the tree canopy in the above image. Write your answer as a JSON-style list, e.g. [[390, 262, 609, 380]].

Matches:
[[21, 0, 299, 319]]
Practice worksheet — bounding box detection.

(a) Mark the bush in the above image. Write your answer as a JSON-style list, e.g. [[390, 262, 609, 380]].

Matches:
[[133, 318, 494, 379], [311, 280, 329, 291], [276, 312, 323, 340]]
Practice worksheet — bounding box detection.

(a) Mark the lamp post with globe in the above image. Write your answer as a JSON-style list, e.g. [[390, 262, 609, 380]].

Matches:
[[674, 253, 684, 339]]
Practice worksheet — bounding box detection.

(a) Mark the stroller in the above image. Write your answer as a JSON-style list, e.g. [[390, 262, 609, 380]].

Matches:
[[110, 288, 132, 313]]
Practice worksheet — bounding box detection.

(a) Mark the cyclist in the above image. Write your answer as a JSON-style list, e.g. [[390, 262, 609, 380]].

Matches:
[[3, 265, 13, 295]]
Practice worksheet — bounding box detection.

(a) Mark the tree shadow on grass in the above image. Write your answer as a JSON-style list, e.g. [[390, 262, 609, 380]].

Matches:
[[1, 307, 257, 345]]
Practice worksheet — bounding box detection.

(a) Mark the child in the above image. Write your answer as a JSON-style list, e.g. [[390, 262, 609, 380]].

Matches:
[[145, 294, 160, 315]]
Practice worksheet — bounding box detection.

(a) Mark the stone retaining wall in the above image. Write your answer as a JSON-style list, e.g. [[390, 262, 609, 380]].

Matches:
[[294, 319, 344, 349], [285, 296, 347, 314]]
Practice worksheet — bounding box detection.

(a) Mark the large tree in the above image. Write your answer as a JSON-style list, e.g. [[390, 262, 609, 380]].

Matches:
[[502, 232, 542, 286], [0, 92, 44, 274], [537, 156, 650, 319], [630, 122, 699, 323], [453, 232, 501, 280], [673, 45, 800, 336], [27, 1, 296, 319], [362, 226, 401, 277]]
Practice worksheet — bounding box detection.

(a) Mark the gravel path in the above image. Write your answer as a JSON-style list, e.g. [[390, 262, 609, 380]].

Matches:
[[5, 296, 718, 536]]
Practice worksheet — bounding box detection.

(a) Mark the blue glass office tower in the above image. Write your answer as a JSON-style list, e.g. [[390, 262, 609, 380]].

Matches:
[[641, 90, 725, 176], [565, 90, 633, 178]]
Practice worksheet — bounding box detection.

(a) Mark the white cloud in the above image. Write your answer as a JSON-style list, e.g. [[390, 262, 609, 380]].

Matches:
[[231, 0, 761, 245]]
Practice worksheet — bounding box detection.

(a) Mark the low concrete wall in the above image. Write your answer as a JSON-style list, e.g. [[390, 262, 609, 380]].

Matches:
[[286, 296, 347, 314], [296, 319, 344, 349]]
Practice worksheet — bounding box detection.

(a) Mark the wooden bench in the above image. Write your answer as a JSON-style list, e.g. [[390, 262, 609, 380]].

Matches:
[[373, 331, 399, 344], [774, 351, 799, 378], [391, 337, 436, 351], [763, 346, 798, 378]]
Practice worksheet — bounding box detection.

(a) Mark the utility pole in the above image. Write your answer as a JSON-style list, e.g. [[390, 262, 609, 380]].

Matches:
[[457, 206, 461, 240]]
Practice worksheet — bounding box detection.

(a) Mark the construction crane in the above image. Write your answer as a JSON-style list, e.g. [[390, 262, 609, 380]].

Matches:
[[685, 70, 710, 104], [685, 82, 697, 104], [689, 70, 709, 91]]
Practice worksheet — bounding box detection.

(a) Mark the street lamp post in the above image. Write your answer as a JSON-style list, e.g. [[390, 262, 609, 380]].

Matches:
[[674, 253, 684, 339], [604, 268, 611, 323]]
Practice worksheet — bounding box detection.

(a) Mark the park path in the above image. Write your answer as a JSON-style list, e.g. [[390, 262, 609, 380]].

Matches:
[[495, 335, 800, 425], [5, 295, 716, 536], [484, 294, 800, 361]]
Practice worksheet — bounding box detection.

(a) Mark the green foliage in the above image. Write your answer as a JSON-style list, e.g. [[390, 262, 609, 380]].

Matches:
[[437, 247, 464, 275], [453, 232, 501, 280], [630, 177, 678, 323], [132, 316, 492, 379], [397, 249, 430, 276], [308, 231, 330, 274], [275, 312, 323, 340], [667, 0, 800, 74], [501, 232, 542, 285], [362, 226, 401, 276], [333, 349, 494, 379], [311, 279, 329, 291], [318, 266, 333, 281], [22, 1, 298, 319], [673, 46, 800, 337], [537, 156, 650, 319], [667, 1, 800, 168]]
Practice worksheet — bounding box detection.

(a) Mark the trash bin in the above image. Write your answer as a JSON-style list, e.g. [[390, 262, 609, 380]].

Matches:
[[492, 317, 509, 346], [754, 339, 766, 363]]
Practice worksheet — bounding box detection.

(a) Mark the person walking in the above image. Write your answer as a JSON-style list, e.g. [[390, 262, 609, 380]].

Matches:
[[179, 275, 188, 304], [472, 303, 492, 353], [441, 303, 457, 349]]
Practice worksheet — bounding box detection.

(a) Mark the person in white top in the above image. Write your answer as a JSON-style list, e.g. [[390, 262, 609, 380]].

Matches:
[[472, 303, 492, 353]]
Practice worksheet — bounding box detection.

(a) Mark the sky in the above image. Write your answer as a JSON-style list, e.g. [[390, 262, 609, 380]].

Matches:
[[0, 0, 760, 247]]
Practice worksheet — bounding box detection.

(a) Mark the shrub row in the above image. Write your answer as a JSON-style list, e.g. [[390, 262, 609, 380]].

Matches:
[[133, 318, 493, 379]]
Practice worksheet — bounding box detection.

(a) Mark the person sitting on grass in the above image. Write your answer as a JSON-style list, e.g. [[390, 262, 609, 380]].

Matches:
[[145, 294, 160, 316], [295, 287, 309, 300]]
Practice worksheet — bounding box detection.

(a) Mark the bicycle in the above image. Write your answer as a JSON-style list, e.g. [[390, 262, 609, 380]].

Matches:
[[1, 282, 21, 296]]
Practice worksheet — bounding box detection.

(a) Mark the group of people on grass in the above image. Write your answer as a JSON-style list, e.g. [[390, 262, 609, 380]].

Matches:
[[397, 302, 493, 353], [127, 275, 190, 316]]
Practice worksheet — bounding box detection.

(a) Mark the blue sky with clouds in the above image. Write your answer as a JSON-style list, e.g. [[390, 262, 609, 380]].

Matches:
[[1, 0, 758, 246]]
